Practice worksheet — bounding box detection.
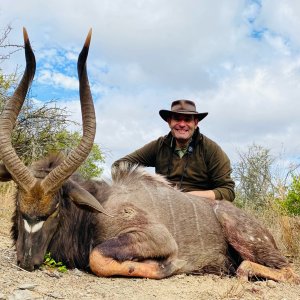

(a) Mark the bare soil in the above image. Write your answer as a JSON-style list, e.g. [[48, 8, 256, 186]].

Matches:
[[1, 191, 300, 300]]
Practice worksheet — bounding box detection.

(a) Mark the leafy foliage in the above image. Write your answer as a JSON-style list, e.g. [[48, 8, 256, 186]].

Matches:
[[9, 98, 76, 164], [233, 143, 300, 217], [0, 72, 15, 92], [278, 175, 300, 216], [0, 68, 18, 111], [54, 131, 104, 179], [2, 99, 105, 179], [43, 252, 67, 273]]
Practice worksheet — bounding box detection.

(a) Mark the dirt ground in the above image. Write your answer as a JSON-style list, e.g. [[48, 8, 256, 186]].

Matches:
[[1, 192, 300, 300]]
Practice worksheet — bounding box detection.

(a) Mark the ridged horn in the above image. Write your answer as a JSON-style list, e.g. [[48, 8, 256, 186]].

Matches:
[[0, 27, 37, 191], [41, 29, 96, 193]]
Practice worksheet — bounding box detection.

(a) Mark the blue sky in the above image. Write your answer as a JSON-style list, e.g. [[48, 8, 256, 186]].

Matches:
[[0, 0, 300, 176]]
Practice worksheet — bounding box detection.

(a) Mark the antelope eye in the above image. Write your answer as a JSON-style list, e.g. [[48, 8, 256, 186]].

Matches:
[[35, 216, 47, 222], [23, 215, 47, 223]]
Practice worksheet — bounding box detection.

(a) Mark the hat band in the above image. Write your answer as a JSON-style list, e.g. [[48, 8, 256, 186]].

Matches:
[[172, 110, 198, 113]]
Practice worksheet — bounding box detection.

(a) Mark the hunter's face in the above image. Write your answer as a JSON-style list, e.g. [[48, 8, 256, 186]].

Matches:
[[168, 113, 198, 145]]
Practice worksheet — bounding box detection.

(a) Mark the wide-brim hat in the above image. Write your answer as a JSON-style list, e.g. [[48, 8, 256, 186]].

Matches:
[[159, 99, 208, 122]]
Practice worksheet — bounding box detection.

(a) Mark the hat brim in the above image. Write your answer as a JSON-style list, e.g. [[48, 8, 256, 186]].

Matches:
[[159, 110, 208, 122]]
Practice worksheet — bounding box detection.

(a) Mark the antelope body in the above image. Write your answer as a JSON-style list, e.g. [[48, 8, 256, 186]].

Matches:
[[0, 29, 299, 284]]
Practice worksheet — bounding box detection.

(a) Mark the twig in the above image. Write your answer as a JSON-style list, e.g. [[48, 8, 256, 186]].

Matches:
[[10, 262, 32, 273]]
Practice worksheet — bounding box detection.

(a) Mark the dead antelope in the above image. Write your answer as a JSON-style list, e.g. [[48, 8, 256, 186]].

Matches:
[[0, 29, 299, 284]]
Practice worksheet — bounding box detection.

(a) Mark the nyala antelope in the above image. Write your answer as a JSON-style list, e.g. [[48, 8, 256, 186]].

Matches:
[[0, 28, 299, 284]]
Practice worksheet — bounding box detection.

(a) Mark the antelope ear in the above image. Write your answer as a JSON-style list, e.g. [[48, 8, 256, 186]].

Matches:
[[0, 163, 13, 182], [68, 180, 113, 217]]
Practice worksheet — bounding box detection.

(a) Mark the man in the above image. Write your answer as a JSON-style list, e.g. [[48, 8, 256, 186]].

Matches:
[[112, 99, 235, 201]]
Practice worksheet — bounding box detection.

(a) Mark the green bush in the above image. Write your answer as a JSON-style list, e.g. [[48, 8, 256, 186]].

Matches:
[[279, 175, 300, 216]]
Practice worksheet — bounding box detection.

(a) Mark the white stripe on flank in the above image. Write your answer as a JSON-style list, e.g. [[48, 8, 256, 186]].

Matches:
[[23, 219, 44, 233]]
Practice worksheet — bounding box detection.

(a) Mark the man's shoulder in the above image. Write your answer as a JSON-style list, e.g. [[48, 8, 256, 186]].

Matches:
[[197, 133, 228, 161], [142, 134, 170, 149], [197, 133, 220, 149], [158, 132, 173, 146]]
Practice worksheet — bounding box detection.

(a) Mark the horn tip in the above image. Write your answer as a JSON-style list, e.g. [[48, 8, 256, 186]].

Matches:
[[84, 28, 92, 48], [23, 27, 29, 43]]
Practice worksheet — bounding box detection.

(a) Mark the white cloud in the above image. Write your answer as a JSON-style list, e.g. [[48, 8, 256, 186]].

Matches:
[[37, 70, 78, 90], [0, 0, 299, 174]]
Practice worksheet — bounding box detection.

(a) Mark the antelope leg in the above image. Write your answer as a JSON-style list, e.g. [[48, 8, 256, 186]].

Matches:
[[237, 260, 300, 284], [89, 249, 182, 279]]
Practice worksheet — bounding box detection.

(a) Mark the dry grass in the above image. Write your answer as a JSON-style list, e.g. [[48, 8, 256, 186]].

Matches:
[[0, 182, 16, 208], [242, 203, 300, 263], [279, 216, 300, 258], [0, 182, 16, 237]]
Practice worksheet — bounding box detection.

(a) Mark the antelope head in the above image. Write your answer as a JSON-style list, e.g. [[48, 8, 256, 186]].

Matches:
[[0, 28, 108, 271]]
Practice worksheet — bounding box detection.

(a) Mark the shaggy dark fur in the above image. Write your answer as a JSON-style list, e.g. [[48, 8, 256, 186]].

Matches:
[[11, 155, 111, 269]]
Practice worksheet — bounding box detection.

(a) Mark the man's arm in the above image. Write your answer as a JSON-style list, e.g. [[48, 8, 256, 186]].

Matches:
[[112, 139, 160, 169], [203, 138, 235, 201]]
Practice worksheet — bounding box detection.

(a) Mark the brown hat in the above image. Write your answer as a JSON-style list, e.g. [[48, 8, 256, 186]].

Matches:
[[159, 99, 208, 122]]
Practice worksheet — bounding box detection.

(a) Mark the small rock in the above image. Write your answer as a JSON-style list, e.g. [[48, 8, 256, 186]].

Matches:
[[266, 280, 277, 288], [73, 268, 83, 277], [8, 290, 33, 300], [19, 283, 37, 290]]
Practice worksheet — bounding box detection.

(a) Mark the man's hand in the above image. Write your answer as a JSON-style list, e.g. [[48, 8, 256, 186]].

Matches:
[[186, 190, 215, 200]]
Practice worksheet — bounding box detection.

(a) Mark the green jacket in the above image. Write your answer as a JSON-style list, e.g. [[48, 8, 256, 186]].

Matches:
[[113, 128, 235, 201]]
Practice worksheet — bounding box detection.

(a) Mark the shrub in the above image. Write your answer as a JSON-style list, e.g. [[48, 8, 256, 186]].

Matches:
[[279, 175, 300, 216], [233, 144, 275, 209]]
